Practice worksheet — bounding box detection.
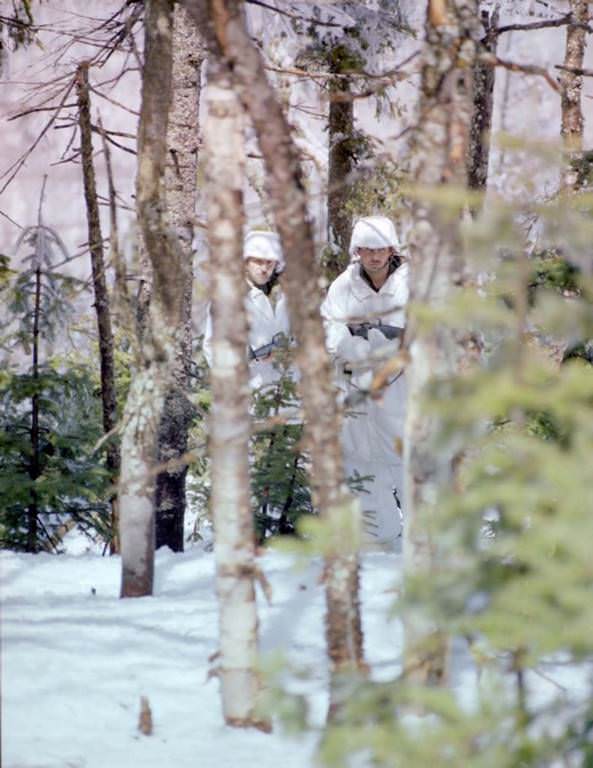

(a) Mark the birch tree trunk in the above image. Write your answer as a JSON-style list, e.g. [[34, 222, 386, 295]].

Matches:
[[155, 5, 204, 552], [559, 0, 588, 191], [403, 0, 480, 685], [76, 62, 120, 553], [119, 0, 182, 598], [182, 0, 364, 676], [203, 56, 265, 728]]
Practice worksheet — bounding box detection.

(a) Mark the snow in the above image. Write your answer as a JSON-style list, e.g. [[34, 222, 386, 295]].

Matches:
[[1, 542, 404, 768], [3, 536, 590, 766]]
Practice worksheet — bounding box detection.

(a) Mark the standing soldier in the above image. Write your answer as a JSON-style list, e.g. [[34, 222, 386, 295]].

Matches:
[[204, 229, 292, 392], [322, 215, 408, 548], [204, 230, 302, 540]]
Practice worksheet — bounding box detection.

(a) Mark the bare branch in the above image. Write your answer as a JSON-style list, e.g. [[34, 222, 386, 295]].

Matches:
[[0, 208, 23, 229], [7, 102, 78, 120], [88, 83, 140, 116], [495, 13, 592, 36], [479, 52, 561, 93], [0, 77, 77, 195], [555, 64, 593, 78]]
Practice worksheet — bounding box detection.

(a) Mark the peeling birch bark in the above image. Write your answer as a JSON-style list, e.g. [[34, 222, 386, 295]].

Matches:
[[204, 56, 265, 729], [403, 0, 481, 685], [182, 0, 365, 683]]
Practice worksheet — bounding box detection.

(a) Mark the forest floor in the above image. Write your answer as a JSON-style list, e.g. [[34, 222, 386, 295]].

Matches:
[[3, 534, 587, 767], [2, 537, 406, 768]]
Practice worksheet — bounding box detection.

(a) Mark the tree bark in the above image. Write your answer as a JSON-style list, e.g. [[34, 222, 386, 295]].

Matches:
[[119, 0, 180, 598], [468, 8, 498, 195], [403, 0, 481, 685], [155, 5, 204, 552], [327, 69, 354, 281], [27, 263, 41, 553], [559, 0, 588, 191], [203, 55, 265, 728], [76, 62, 121, 553], [182, 0, 365, 676]]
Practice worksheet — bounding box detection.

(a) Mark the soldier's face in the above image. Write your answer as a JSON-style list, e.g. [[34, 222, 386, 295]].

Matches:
[[246, 257, 276, 286], [357, 247, 391, 274]]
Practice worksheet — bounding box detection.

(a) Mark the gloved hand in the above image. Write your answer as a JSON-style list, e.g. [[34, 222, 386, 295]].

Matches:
[[368, 328, 400, 358], [336, 333, 371, 364]]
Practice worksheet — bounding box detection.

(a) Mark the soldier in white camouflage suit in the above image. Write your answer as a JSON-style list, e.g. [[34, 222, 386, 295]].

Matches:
[[322, 216, 408, 548]]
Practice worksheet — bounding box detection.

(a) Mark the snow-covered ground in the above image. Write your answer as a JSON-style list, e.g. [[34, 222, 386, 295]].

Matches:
[[1, 542, 403, 768]]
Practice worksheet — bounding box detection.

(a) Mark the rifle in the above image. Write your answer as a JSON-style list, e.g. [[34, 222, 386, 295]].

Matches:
[[347, 322, 403, 341], [249, 332, 290, 361]]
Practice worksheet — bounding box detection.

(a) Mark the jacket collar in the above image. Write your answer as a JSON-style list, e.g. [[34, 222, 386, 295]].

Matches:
[[349, 262, 404, 301]]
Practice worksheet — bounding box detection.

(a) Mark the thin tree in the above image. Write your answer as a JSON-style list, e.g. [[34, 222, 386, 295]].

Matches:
[[559, 0, 589, 191], [183, 0, 365, 677], [119, 0, 183, 598], [155, 5, 204, 552], [403, 0, 481, 684], [203, 54, 267, 729], [76, 61, 120, 553], [468, 6, 499, 195]]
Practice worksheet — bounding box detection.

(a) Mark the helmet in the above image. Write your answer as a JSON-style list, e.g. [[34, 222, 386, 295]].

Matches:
[[243, 230, 283, 267], [349, 216, 399, 258]]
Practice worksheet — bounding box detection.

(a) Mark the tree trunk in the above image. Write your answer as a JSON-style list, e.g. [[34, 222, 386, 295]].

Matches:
[[76, 62, 121, 553], [468, 8, 498, 194], [203, 56, 265, 729], [403, 0, 481, 685], [155, 5, 204, 552], [327, 70, 354, 281], [559, 0, 588, 191], [27, 263, 42, 553], [119, 0, 180, 598], [182, 0, 365, 678]]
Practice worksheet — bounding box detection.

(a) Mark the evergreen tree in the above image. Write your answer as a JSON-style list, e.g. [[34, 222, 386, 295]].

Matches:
[[1, 216, 110, 551]]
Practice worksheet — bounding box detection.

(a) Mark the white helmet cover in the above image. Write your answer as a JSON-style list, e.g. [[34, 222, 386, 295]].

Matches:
[[243, 230, 284, 267], [349, 216, 399, 257]]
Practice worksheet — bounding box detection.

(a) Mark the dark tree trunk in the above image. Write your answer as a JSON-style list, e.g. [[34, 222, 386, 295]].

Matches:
[[27, 264, 41, 553], [76, 62, 120, 552], [327, 75, 354, 281], [155, 5, 204, 552], [468, 8, 498, 194], [155, 390, 192, 551]]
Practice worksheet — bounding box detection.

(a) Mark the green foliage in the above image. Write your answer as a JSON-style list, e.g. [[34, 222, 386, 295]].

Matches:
[[0, 363, 111, 551], [529, 248, 582, 302], [1, 223, 112, 551], [251, 357, 313, 543], [271, 158, 593, 765]]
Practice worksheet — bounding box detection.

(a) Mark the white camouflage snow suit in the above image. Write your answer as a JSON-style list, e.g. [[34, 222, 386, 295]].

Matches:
[[322, 259, 408, 547]]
